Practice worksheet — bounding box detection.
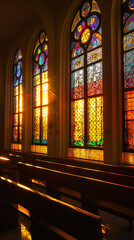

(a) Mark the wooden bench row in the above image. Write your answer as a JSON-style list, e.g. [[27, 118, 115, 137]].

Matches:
[[18, 161, 134, 230], [3, 150, 134, 176], [0, 176, 103, 240]]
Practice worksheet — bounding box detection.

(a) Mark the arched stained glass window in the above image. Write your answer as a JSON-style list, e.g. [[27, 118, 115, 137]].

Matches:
[[70, 0, 103, 149], [122, 0, 134, 151], [32, 30, 48, 145], [12, 49, 23, 144]]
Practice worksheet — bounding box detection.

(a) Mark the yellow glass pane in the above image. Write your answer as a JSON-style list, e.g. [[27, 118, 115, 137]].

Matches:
[[71, 99, 84, 146], [14, 86, 18, 96], [87, 96, 103, 147], [19, 113, 22, 126], [42, 107, 48, 143], [20, 84, 22, 94], [33, 85, 40, 107], [19, 94, 23, 112], [33, 75, 40, 86], [42, 83, 48, 105], [33, 108, 40, 142], [14, 96, 18, 113], [42, 71, 48, 83]]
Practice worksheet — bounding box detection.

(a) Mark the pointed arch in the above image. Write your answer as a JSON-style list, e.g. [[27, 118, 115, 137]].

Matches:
[[70, 0, 103, 150], [32, 30, 48, 146], [12, 49, 23, 148], [122, 0, 134, 164]]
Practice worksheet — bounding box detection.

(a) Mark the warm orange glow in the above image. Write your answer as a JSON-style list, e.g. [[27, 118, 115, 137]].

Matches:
[[68, 148, 104, 161], [20, 224, 32, 240], [31, 145, 47, 154], [31, 178, 46, 187], [0, 156, 10, 161], [122, 152, 134, 165], [11, 143, 22, 151], [18, 205, 30, 217]]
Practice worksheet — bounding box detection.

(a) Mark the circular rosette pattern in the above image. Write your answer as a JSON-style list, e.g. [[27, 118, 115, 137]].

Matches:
[[71, 0, 101, 48], [33, 31, 48, 76]]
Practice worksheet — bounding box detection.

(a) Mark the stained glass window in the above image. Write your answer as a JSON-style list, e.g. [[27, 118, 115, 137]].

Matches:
[[122, 0, 134, 150], [33, 30, 48, 144], [70, 0, 103, 148], [12, 49, 23, 143]]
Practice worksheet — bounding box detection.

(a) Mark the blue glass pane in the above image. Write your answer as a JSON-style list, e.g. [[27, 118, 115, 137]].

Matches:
[[16, 61, 22, 78], [42, 58, 48, 72], [87, 15, 99, 30], [19, 75, 22, 84], [14, 77, 18, 87], [39, 53, 45, 66]]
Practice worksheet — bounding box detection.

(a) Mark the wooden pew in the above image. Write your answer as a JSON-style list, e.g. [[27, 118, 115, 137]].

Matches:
[[0, 176, 103, 240], [3, 151, 134, 189], [4, 150, 134, 177], [18, 162, 134, 230]]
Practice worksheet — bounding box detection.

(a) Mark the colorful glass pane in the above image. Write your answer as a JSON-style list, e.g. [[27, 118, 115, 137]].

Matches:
[[33, 38, 40, 55], [87, 61, 103, 96], [19, 126, 22, 142], [13, 127, 18, 142], [19, 93, 23, 112], [87, 32, 102, 51], [87, 15, 99, 30], [123, 12, 130, 25], [124, 91, 134, 149], [124, 14, 134, 33], [14, 77, 18, 87], [71, 55, 84, 71], [71, 69, 84, 100], [19, 75, 22, 84], [42, 58, 48, 72], [33, 75, 40, 86], [42, 71, 48, 83], [72, 42, 84, 58], [82, 2, 90, 17], [41, 107, 48, 144], [14, 86, 18, 96], [124, 50, 134, 88], [13, 49, 23, 144], [91, 0, 101, 13], [81, 28, 91, 44], [71, 10, 81, 32], [14, 96, 18, 113], [14, 49, 22, 63], [87, 47, 102, 64], [34, 63, 40, 76], [35, 47, 41, 61], [43, 43, 48, 55], [74, 22, 86, 40], [13, 114, 18, 126], [16, 61, 22, 78], [129, 0, 134, 10], [33, 108, 40, 144], [33, 85, 40, 107], [123, 32, 134, 51], [20, 84, 22, 95], [40, 31, 45, 43], [39, 53, 45, 66], [42, 83, 48, 105], [19, 113, 22, 126], [87, 97, 103, 147], [71, 100, 84, 146], [33, 30, 48, 145]]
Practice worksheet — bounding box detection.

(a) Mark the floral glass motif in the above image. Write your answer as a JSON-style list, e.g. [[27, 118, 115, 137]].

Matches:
[[12, 49, 23, 143], [71, 0, 103, 148], [33, 30, 48, 145], [122, 0, 134, 151]]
